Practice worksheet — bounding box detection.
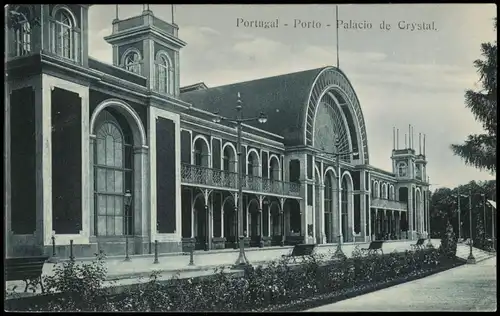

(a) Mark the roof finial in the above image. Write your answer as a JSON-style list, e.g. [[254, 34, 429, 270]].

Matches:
[[236, 92, 242, 111]]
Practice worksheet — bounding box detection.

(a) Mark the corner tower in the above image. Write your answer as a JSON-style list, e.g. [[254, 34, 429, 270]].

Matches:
[[103, 6, 186, 98], [391, 125, 428, 240]]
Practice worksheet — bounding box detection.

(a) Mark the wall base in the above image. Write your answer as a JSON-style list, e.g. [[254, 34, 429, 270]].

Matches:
[[212, 237, 226, 249]]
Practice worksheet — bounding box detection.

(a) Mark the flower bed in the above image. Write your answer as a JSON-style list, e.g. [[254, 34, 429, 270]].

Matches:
[[5, 247, 463, 312]]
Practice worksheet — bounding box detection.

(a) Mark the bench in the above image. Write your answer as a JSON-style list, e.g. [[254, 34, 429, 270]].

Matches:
[[5, 256, 48, 293], [411, 238, 426, 251], [282, 244, 316, 263], [361, 240, 384, 256]]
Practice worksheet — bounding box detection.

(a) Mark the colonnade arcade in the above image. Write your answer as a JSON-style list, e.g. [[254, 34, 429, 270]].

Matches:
[[182, 187, 302, 250], [314, 165, 357, 244], [370, 209, 407, 240], [181, 133, 302, 250]]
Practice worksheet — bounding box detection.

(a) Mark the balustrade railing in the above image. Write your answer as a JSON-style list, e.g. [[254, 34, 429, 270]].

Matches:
[[181, 163, 301, 197], [371, 198, 408, 211]]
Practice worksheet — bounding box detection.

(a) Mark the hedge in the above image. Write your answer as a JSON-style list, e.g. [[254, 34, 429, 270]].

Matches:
[[6, 246, 462, 312]]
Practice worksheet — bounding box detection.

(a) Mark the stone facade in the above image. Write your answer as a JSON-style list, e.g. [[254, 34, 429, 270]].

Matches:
[[5, 5, 430, 258]]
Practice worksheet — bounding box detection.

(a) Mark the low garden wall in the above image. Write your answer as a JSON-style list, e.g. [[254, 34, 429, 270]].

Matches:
[[5, 245, 463, 312]]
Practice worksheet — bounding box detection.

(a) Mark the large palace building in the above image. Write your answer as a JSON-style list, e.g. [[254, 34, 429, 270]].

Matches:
[[5, 5, 431, 257]]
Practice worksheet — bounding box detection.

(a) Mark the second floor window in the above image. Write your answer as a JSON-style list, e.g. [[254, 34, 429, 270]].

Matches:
[[398, 162, 407, 177], [155, 52, 174, 95], [123, 50, 142, 75], [11, 8, 31, 57], [50, 7, 80, 62]]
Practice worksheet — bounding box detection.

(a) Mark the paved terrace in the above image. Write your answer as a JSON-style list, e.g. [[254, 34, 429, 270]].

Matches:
[[6, 239, 441, 295]]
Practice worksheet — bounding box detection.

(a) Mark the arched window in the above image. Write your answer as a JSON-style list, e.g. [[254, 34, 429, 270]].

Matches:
[[341, 177, 349, 241], [398, 162, 407, 177], [123, 50, 142, 75], [324, 173, 334, 243], [269, 157, 280, 181], [247, 155, 255, 176], [324, 174, 333, 213], [382, 184, 387, 199], [10, 7, 31, 57], [94, 110, 133, 236], [223, 148, 231, 171], [51, 7, 80, 61], [155, 52, 174, 94]]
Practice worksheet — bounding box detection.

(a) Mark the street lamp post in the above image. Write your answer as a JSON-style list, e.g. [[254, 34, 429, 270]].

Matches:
[[426, 188, 433, 248], [481, 193, 487, 241], [318, 141, 358, 260], [452, 192, 467, 242], [467, 189, 476, 264], [212, 92, 268, 269], [124, 190, 133, 262]]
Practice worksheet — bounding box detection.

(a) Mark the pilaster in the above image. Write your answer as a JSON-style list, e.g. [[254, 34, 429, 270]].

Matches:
[[149, 105, 181, 243], [41, 74, 90, 246]]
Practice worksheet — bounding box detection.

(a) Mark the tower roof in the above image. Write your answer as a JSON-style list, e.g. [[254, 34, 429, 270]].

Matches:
[[104, 10, 185, 48]]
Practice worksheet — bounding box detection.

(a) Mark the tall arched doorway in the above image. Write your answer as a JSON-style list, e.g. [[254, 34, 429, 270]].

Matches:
[[90, 99, 148, 256], [415, 189, 422, 235], [222, 196, 237, 248], [324, 171, 335, 243], [193, 137, 210, 167], [93, 109, 134, 238], [193, 194, 208, 250], [341, 176, 349, 242], [248, 199, 261, 247], [270, 201, 283, 245], [285, 199, 302, 244]]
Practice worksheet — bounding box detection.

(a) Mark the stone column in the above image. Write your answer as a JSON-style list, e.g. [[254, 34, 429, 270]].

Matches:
[[337, 170, 342, 243], [318, 184, 325, 244], [246, 203, 249, 236], [267, 206, 271, 237], [368, 208, 372, 241], [89, 136, 95, 236], [259, 209, 263, 239], [4, 82, 12, 256], [221, 206, 224, 239], [207, 203, 213, 250], [191, 205, 195, 238], [311, 181, 316, 243], [391, 210, 395, 239], [408, 186, 414, 240], [133, 146, 149, 253]]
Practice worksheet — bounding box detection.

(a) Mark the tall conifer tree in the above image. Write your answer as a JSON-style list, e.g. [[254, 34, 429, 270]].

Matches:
[[451, 18, 497, 174]]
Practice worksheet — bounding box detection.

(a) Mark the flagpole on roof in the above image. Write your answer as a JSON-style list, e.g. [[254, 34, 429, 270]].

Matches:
[[336, 5, 340, 68], [171, 5, 175, 24]]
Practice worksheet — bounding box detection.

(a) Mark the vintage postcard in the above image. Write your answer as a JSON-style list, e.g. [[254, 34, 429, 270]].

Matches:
[[4, 4, 496, 312]]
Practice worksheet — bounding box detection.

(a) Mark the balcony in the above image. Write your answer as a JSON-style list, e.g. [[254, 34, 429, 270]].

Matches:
[[181, 163, 301, 198], [370, 198, 408, 211]]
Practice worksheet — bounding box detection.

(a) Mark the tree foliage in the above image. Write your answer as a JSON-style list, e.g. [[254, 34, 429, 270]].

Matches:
[[429, 180, 496, 240], [451, 18, 497, 174]]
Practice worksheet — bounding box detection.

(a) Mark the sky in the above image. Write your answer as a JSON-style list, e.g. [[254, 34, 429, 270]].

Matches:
[[88, 4, 497, 190]]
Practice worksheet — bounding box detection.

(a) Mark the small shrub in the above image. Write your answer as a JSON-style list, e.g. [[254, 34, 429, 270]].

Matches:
[[41, 251, 114, 312], [439, 221, 457, 259]]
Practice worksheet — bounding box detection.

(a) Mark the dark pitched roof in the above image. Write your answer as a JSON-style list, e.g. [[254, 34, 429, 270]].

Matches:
[[179, 67, 327, 146]]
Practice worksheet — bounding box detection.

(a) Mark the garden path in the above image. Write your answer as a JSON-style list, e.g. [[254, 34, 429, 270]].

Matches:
[[307, 256, 497, 312]]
